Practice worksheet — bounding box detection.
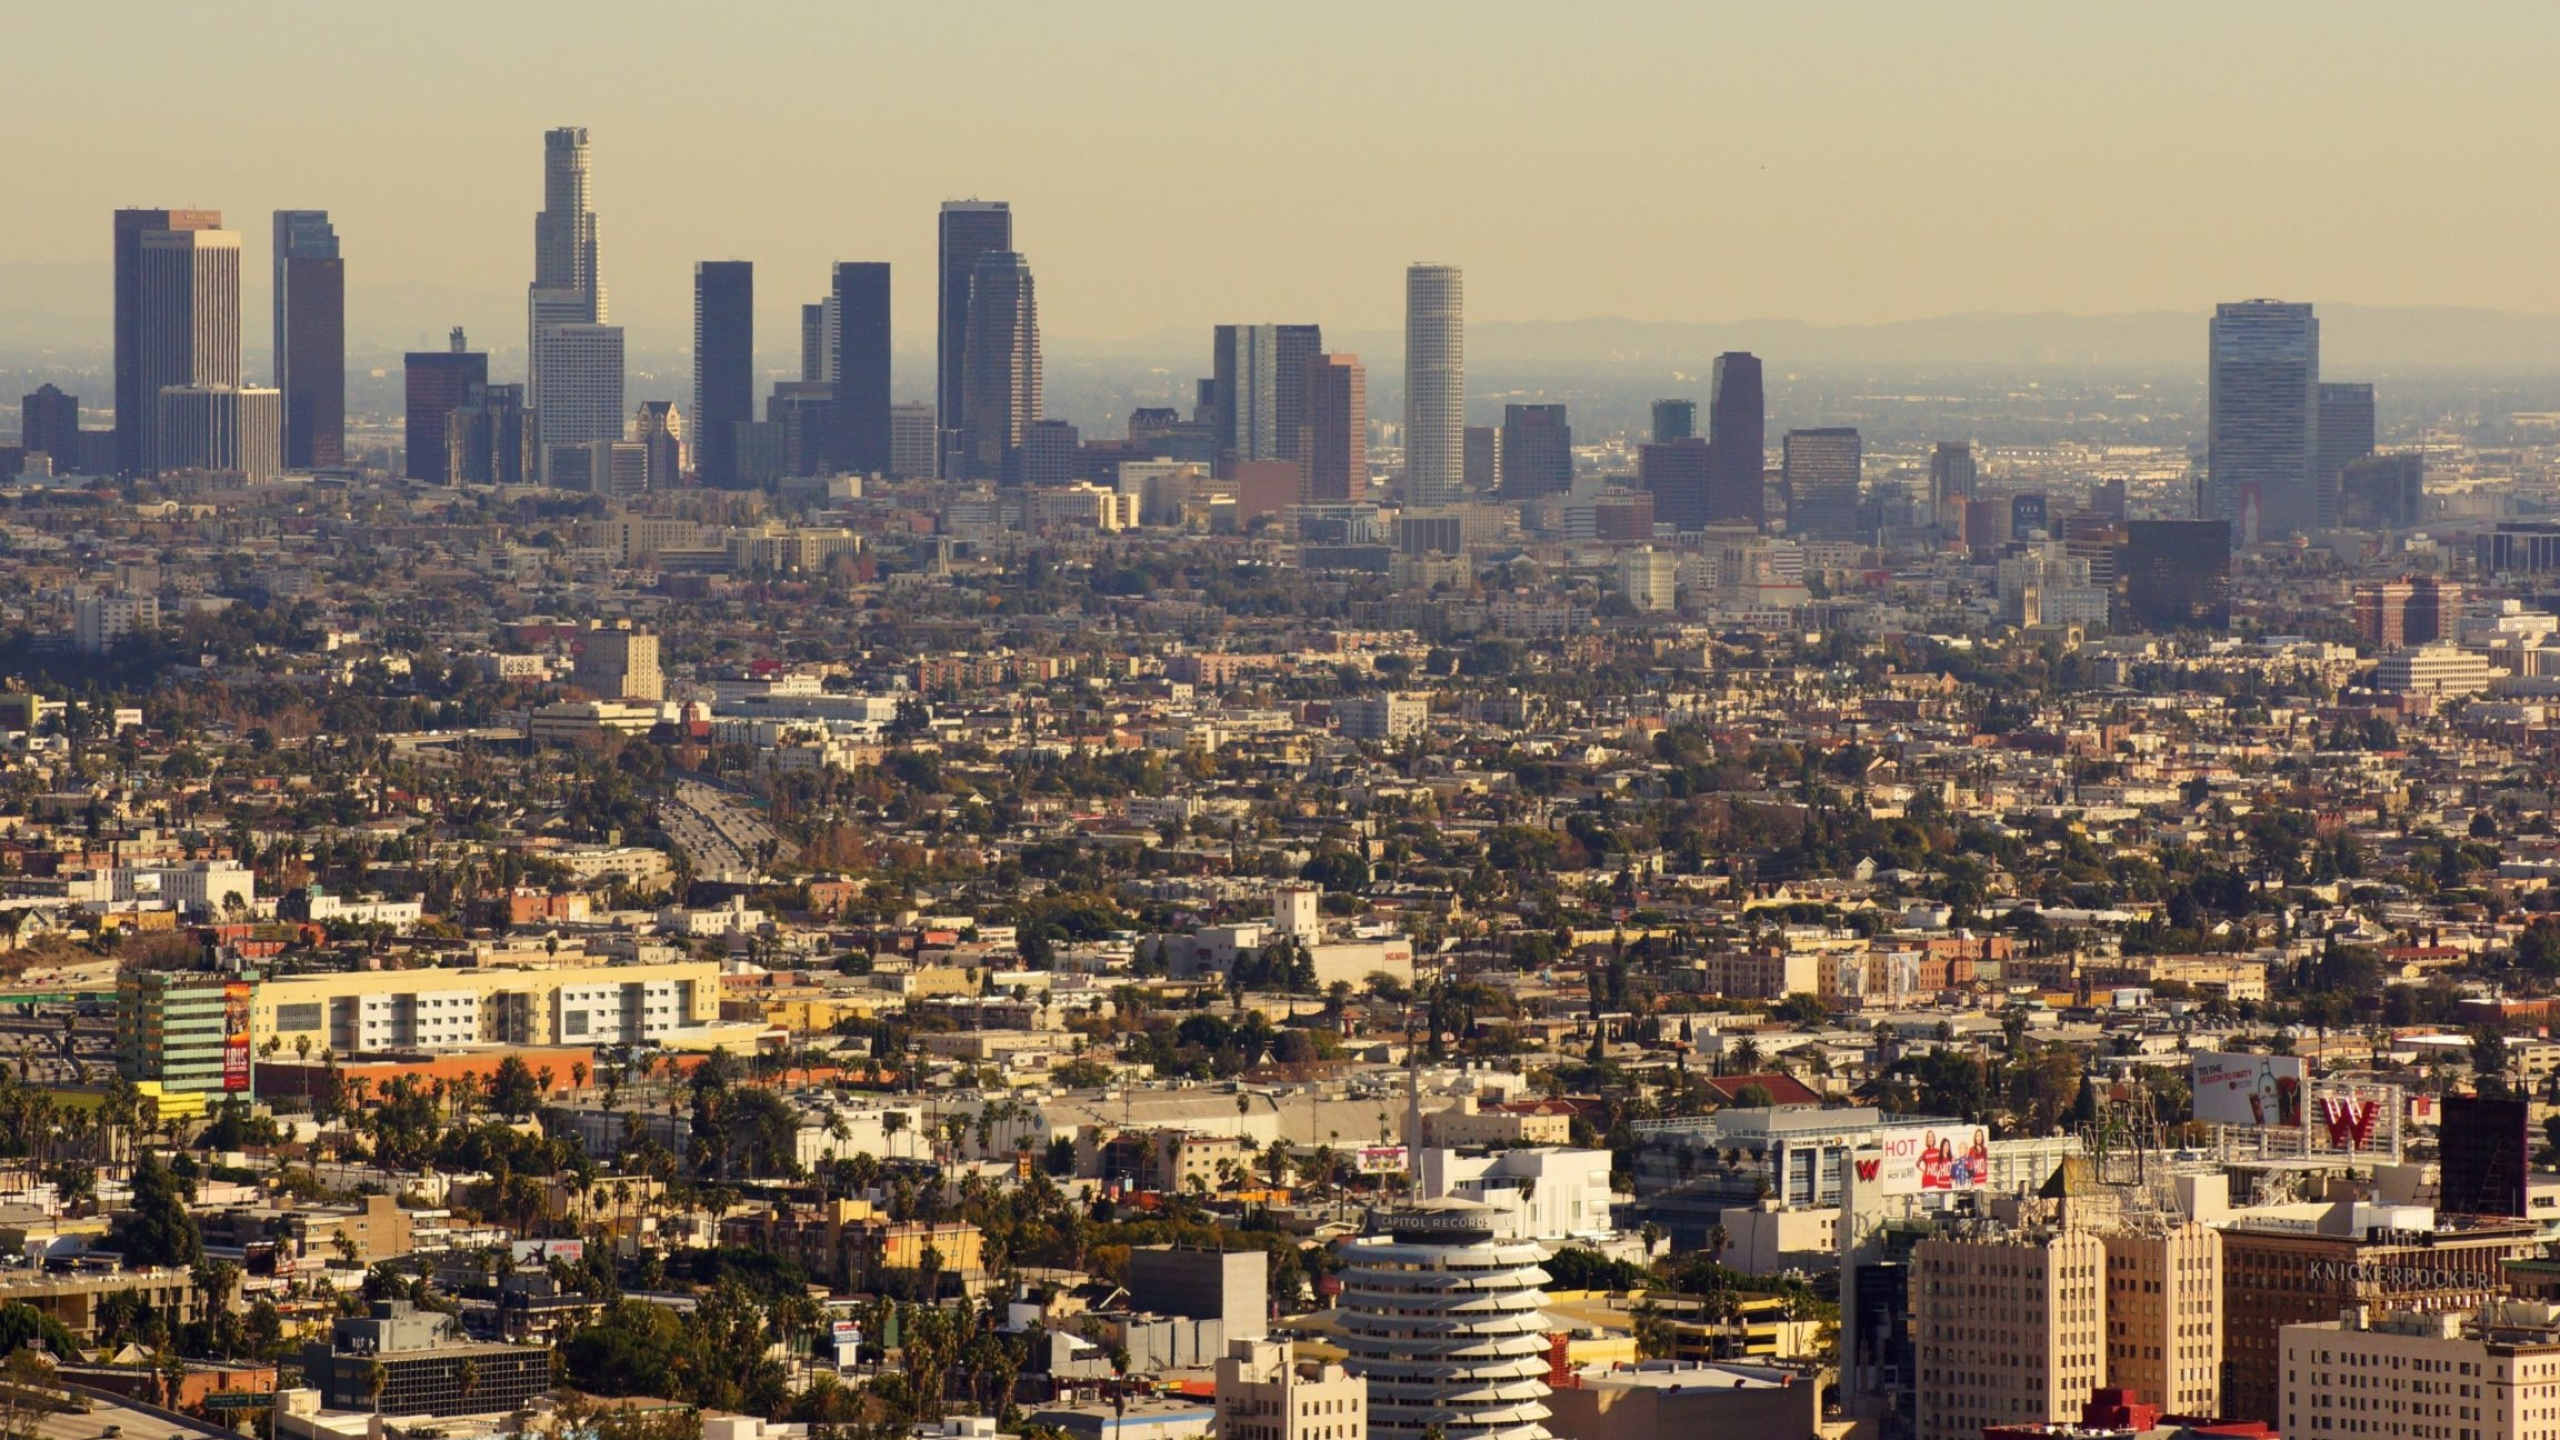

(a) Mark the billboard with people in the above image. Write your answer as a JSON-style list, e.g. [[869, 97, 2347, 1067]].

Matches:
[[1851, 1125, 1991, 1195]]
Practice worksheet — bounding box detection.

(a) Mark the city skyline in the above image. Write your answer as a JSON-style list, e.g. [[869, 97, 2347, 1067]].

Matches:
[[19, 6, 2560, 363]]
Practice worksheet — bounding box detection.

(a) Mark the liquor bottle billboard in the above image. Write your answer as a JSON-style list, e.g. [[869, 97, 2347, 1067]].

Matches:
[[2191, 1052, 2303, 1127]]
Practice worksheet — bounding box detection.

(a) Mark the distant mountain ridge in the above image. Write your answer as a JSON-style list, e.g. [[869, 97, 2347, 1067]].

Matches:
[[3, 254, 2557, 371]]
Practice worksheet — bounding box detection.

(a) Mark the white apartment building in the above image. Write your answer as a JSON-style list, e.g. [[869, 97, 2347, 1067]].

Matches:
[[2282, 1302, 2560, 1440], [1216, 1339, 1366, 1440]]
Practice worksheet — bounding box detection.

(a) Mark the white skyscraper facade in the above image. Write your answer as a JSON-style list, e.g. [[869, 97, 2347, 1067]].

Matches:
[[534, 324, 626, 481], [138, 228, 243, 477], [1404, 264, 1465, 507]]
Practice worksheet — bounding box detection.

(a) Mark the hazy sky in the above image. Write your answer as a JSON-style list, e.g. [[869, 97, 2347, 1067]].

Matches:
[[11, 2, 2559, 356]]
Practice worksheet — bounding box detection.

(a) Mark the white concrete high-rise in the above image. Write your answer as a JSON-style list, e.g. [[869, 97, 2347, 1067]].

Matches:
[[534, 323, 626, 483], [1337, 1201, 1552, 1440], [137, 228, 242, 476], [155, 386, 281, 481], [1404, 264, 1465, 507]]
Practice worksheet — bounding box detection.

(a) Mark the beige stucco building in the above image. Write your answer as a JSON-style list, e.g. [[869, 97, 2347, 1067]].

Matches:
[[1912, 1226, 2108, 1440], [2103, 1222, 2224, 1417]]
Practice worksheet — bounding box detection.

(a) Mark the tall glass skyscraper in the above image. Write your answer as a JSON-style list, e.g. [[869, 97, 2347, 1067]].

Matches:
[[1403, 264, 1465, 507], [1650, 398, 1696, 444], [272, 210, 343, 470], [691, 261, 753, 488], [939, 200, 1013, 465], [833, 261, 893, 476], [1707, 351, 1765, 525], [138, 228, 243, 477], [2208, 300, 2319, 539], [1783, 427, 1863, 541], [958, 252, 1040, 483], [528, 127, 607, 423], [113, 208, 222, 476]]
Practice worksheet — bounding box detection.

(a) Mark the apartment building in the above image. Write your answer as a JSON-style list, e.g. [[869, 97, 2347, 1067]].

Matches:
[[2104, 1222, 2224, 1416], [1912, 1226, 2108, 1440], [251, 957, 721, 1055], [2281, 1302, 2560, 1440]]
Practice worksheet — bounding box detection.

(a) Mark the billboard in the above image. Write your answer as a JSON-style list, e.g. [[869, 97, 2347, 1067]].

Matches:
[[1851, 1126, 1991, 1195], [2191, 1052, 2303, 1127], [2440, 1095, 2531, 1218], [1356, 1146, 1408, 1175], [513, 1238, 585, 1265], [221, 982, 253, 1092]]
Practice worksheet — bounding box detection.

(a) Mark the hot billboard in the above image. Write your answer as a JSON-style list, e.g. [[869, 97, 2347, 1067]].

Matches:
[[2191, 1051, 2303, 1127], [1851, 1126, 1991, 1195]]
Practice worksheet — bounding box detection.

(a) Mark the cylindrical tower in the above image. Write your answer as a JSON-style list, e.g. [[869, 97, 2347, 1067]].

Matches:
[[1336, 1200, 1552, 1440]]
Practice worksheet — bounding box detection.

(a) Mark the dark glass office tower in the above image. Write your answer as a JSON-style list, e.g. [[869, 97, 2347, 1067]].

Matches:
[[405, 329, 488, 483], [2316, 381, 2375, 530], [1929, 441, 1976, 524], [1499, 404, 1573, 498], [273, 211, 344, 469], [2121, 520, 2232, 631], [20, 385, 80, 466], [113, 208, 222, 476], [959, 252, 1040, 483], [938, 201, 1012, 459], [833, 262, 892, 476], [1651, 399, 1696, 444], [692, 261, 753, 487], [1707, 351, 1765, 525], [1639, 438, 1713, 530], [1783, 427, 1862, 541]]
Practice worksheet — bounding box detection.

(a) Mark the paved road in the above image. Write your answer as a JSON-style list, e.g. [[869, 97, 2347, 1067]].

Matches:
[[663, 779, 795, 881]]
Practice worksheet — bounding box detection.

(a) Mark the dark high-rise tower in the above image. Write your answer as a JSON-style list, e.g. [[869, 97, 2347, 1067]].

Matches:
[[1272, 324, 1323, 466], [21, 385, 80, 467], [1639, 438, 1713, 530], [692, 261, 753, 488], [1707, 352, 1765, 525], [2208, 300, 2319, 539], [1929, 441, 1976, 527], [273, 210, 344, 470], [1303, 353, 1367, 503], [2121, 520, 2232, 632], [2316, 381, 2376, 530], [959, 251, 1040, 483], [833, 262, 893, 476], [1651, 399, 1697, 444], [938, 201, 1012, 462], [113, 208, 221, 476], [1210, 324, 1321, 472], [1499, 404, 1573, 498], [405, 329, 487, 483], [1783, 427, 1862, 541]]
